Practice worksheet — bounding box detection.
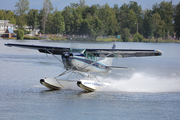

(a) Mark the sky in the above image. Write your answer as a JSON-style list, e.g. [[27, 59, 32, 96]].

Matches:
[[0, 0, 179, 12]]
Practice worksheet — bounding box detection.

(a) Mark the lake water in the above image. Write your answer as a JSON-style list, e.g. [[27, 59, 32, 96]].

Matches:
[[0, 39, 180, 120]]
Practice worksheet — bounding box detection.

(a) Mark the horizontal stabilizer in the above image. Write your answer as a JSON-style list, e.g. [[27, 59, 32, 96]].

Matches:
[[108, 66, 135, 70]]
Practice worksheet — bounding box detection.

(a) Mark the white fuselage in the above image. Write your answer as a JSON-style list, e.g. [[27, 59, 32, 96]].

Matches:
[[62, 55, 112, 75]]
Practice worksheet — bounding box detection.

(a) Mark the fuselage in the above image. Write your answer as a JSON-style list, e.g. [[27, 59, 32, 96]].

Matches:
[[62, 53, 112, 75]]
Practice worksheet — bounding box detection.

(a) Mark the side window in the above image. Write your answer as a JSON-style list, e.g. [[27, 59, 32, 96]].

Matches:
[[86, 52, 96, 60], [87, 53, 92, 59]]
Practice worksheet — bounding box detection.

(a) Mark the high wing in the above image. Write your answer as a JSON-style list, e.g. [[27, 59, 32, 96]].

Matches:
[[4, 43, 162, 57], [86, 48, 162, 57], [4, 43, 70, 55]]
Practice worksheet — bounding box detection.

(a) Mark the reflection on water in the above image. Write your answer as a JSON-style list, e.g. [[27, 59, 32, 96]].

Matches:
[[0, 40, 180, 120]]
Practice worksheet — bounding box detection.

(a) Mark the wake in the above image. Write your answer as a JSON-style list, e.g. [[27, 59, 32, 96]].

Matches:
[[99, 73, 180, 93]]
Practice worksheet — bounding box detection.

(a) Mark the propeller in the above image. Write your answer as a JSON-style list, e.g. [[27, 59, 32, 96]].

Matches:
[[62, 52, 74, 70]]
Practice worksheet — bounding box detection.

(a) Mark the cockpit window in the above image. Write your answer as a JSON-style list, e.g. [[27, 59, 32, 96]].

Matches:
[[70, 48, 97, 60], [85, 51, 97, 61]]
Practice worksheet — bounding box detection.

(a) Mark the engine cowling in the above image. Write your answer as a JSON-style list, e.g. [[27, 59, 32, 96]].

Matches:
[[62, 52, 86, 70], [62, 52, 73, 70]]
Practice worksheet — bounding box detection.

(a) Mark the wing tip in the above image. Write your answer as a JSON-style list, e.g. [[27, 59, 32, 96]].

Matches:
[[4, 43, 10, 47], [156, 50, 162, 56]]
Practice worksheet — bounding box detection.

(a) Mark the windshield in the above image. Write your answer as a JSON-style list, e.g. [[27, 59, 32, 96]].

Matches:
[[70, 48, 86, 54]]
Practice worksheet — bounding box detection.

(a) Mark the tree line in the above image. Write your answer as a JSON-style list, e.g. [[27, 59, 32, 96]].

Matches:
[[0, 0, 180, 40]]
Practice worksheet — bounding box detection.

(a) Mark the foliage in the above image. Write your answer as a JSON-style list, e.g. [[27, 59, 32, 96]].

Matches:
[[41, 0, 53, 34], [62, 6, 74, 34], [45, 11, 54, 34], [152, 1, 174, 38], [174, 2, 180, 40], [14, 28, 30, 35], [52, 10, 65, 34], [116, 2, 142, 35], [152, 13, 161, 38], [128, 1, 143, 34], [121, 28, 130, 42], [15, 0, 29, 15], [1, 0, 180, 42], [14, 0, 29, 28], [17, 29, 24, 39], [88, 17, 104, 40], [142, 9, 153, 39], [27, 9, 39, 31], [152, 13, 166, 39], [127, 9, 137, 34], [72, 6, 82, 34], [24, 36, 40, 40], [0, 10, 16, 24], [133, 32, 143, 42], [98, 3, 119, 35]]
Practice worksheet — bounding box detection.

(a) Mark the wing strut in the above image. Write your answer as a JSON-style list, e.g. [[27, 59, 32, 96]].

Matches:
[[54, 69, 73, 79], [81, 52, 114, 71], [45, 49, 62, 63]]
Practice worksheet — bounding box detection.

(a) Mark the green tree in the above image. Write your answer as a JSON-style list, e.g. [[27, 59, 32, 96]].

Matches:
[[142, 9, 154, 38], [127, 9, 137, 34], [53, 10, 65, 34], [152, 3, 160, 14], [45, 12, 54, 34], [70, 3, 79, 8], [41, 0, 53, 34], [0, 10, 16, 24], [14, 0, 29, 28], [4, 10, 16, 24], [27, 9, 39, 32], [90, 17, 104, 40], [152, 1, 174, 38], [121, 28, 130, 42], [157, 20, 166, 39], [38, 9, 44, 34], [117, 2, 140, 35], [79, 18, 90, 35], [133, 32, 143, 42], [82, 5, 90, 19], [0, 10, 5, 20], [79, 0, 85, 8], [129, 1, 142, 16], [86, 16, 104, 40], [128, 1, 143, 34], [174, 2, 180, 40], [89, 4, 100, 19], [117, 3, 129, 34], [98, 3, 118, 35], [152, 13, 165, 38], [62, 6, 74, 34], [17, 29, 24, 39], [113, 4, 119, 13], [9, 17, 16, 24], [159, 1, 174, 37], [72, 7, 82, 34]]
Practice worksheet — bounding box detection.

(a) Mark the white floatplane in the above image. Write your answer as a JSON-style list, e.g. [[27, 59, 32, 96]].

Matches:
[[4, 43, 162, 92]]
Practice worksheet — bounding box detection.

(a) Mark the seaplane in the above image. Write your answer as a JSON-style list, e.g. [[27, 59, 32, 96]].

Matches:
[[4, 43, 162, 92]]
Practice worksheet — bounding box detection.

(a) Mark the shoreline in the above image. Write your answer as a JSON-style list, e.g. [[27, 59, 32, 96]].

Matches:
[[1, 37, 180, 43]]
